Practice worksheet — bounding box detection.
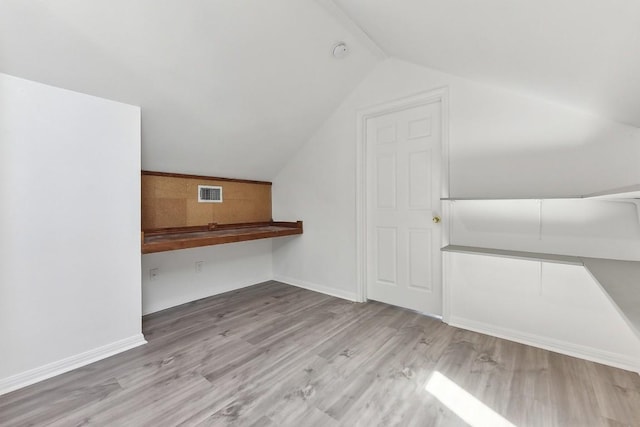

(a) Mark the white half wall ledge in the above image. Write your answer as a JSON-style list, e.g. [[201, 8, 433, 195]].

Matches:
[[441, 245, 584, 266], [273, 275, 358, 302], [0, 334, 146, 397], [441, 183, 640, 201]]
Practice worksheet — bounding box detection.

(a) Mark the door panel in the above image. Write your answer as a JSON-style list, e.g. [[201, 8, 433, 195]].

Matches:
[[376, 154, 397, 209], [409, 228, 432, 291], [366, 101, 442, 314], [376, 227, 397, 284], [409, 150, 432, 209]]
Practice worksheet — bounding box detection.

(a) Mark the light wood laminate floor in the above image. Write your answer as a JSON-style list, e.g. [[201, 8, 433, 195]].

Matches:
[[2, 281, 640, 426]]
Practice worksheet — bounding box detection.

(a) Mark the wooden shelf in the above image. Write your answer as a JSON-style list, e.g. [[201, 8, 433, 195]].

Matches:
[[441, 245, 583, 265], [441, 184, 640, 201], [142, 221, 303, 254], [442, 245, 640, 340]]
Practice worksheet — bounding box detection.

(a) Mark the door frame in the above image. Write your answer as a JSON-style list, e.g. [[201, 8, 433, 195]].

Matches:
[[355, 87, 451, 316]]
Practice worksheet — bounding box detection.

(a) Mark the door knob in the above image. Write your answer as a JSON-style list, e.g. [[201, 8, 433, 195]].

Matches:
[[433, 216, 441, 224]]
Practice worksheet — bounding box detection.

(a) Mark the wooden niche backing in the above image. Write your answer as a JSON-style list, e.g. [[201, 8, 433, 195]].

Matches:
[[141, 171, 303, 254], [142, 171, 272, 229]]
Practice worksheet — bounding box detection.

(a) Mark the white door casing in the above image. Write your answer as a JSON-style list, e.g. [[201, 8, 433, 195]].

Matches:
[[357, 90, 448, 315]]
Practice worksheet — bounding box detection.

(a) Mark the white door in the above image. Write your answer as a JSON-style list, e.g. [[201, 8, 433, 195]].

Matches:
[[366, 101, 442, 314]]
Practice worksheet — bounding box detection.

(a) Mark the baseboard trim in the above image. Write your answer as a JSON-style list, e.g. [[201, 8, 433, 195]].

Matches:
[[273, 275, 358, 302], [0, 334, 147, 396], [143, 277, 273, 315], [448, 316, 640, 373]]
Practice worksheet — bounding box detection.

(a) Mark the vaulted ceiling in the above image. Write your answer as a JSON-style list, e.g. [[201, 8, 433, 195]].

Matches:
[[2, 1, 638, 181], [0, 0, 379, 180], [334, 0, 640, 127]]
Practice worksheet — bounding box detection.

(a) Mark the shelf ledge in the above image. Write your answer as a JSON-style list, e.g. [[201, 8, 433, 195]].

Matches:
[[441, 245, 583, 265], [584, 184, 640, 199], [441, 196, 582, 201], [142, 221, 303, 254], [441, 184, 640, 201]]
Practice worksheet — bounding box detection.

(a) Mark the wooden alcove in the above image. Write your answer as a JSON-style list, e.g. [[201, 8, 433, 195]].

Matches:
[[141, 171, 302, 253]]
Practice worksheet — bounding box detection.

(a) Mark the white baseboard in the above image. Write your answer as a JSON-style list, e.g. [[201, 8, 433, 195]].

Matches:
[[274, 275, 358, 302], [0, 334, 147, 396], [143, 277, 273, 315], [448, 316, 640, 373]]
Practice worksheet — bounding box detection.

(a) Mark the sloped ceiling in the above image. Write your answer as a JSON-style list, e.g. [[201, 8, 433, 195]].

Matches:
[[4, 0, 639, 183], [334, 0, 640, 127], [0, 0, 379, 180]]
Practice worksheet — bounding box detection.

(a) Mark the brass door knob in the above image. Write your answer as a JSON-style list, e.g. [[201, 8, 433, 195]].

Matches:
[[433, 216, 441, 224]]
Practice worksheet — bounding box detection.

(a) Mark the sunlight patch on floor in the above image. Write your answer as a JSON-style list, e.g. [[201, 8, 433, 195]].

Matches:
[[425, 371, 516, 427]]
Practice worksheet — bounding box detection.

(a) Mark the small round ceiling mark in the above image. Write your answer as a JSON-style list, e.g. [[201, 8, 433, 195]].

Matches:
[[332, 42, 349, 59]]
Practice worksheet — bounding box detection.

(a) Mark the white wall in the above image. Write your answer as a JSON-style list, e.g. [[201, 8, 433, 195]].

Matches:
[[446, 253, 640, 371], [0, 73, 143, 394], [272, 103, 361, 301], [142, 240, 274, 315], [271, 58, 640, 368], [451, 199, 640, 261], [273, 57, 640, 299]]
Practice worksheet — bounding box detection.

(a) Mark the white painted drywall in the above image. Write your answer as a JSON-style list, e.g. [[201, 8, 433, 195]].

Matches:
[[0, 0, 380, 181], [0, 73, 143, 394], [273, 57, 640, 300], [333, 0, 640, 127], [446, 252, 640, 371], [451, 199, 640, 261], [272, 57, 640, 369], [142, 239, 274, 315]]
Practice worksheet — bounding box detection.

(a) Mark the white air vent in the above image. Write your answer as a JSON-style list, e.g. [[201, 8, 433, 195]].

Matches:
[[198, 185, 222, 203]]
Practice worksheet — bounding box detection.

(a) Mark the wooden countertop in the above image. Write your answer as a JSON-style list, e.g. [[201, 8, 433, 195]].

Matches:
[[142, 221, 302, 254]]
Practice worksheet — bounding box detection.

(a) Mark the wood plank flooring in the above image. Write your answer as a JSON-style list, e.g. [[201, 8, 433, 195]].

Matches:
[[2, 281, 640, 426]]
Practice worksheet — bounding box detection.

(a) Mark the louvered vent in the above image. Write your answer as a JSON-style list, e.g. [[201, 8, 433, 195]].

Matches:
[[198, 185, 223, 203]]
